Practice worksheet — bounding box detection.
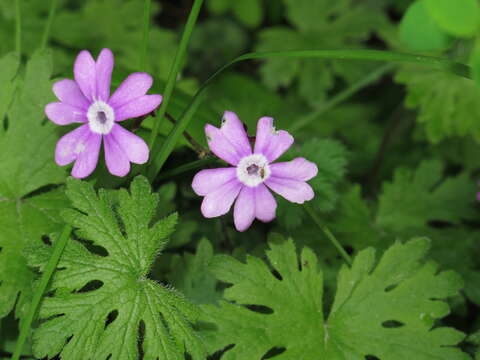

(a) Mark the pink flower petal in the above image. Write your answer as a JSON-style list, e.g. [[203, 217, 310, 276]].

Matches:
[[192, 167, 237, 196], [52, 79, 90, 109], [270, 158, 318, 181], [205, 125, 242, 166], [95, 48, 114, 101], [71, 133, 102, 179], [201, 180, 242, 218], [254, 117, 294, 162], [219, 111, 252, 158], [74, 50, 96, 101], [104, 133, 130, 177], [110, 124, 149, 164], [234, 186, 255, 232], [114, 95, 162, 122], [254, 184, 277, 222], [55, 124, 91, 166], [265, 177, 314, 204], [108, 72, 154, 108], [45, 102, 87, 125]]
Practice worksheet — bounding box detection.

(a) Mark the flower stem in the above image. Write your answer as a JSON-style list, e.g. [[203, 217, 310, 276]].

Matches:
[[40, 0, 58, 50], [11, 225, 72, 360], [15, 0, 22, 54], [303, 203, 352, 266], [148, 0, 204, 149], [140, 0, 151, 71], [289, 63, 395, 133], [165, 113, 210, 156], [156, 157, 217, 181]]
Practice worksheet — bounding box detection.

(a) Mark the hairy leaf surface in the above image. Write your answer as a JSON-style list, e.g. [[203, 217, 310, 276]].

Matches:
[[29, 177, 205, 360], [201, 238, 468, 359]]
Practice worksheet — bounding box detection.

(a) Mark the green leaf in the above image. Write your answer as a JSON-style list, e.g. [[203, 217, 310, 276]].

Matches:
[[0, 50, 67, 319], [168, 239, 221, 305], [206, 0, 263, 27], [377, 159, 476, 232], [425, 0, 480, 37], [0, 52, 20, 130], [29, 177, 206, 360], [232, 0, 263, 28], [256, 0, 386, 105], [277, 139, 348, 229], [399, 1, 452, 52], [207, 0, 230, 15], [201, 238, 468, 359], [396, 65, 480, 143]]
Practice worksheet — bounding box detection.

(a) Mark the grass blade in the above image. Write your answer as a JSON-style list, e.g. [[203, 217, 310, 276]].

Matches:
[[140, 0, 151, 71], [11, 225, 72, 360], [148, 0, 204, 149], [40, 0, 58, 50], [15, 0, 22, 54]]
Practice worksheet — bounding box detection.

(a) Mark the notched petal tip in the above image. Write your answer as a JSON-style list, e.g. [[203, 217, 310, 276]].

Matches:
[[254, 116, 294, 162]]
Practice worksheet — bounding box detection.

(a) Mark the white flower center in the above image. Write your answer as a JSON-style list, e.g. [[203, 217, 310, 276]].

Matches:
[[87, 101, 114, 134], [236, 154, 270, 187]]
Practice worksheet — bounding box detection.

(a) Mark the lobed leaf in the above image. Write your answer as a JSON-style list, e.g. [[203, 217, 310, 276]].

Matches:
[[29, 176, 206, 360], [201, 237, 469, 359]]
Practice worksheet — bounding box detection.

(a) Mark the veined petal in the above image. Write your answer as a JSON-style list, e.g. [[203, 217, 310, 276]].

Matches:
[[45, 102, 87, 125], [52, 79, 90, 109], [110, 124, 149, 164], [219, 111, 252, 157], [71, 131, 102, 179], [55, 124, 91, 166], [74, 50, 96, 100], [192, 167, 237, 196], [254, 184, 277, 222], [234, 186, 255, 232], [265, 177, 314, 204], [104, 133, 130, 177], [201, 180, 242, 218], [108, 72, 154, 108], [205, 124, 242, 166], [114, 95, 162, 122], [254, 117, 294, 162], [270, 158, 318, 181], [96, 48, 114, 101]]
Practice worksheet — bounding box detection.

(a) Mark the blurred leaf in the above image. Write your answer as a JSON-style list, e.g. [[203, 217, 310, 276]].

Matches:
[[168, 239, 221, 305], [233, 0, 263, 28], [277, 139, 348, 229], [399, 1, 452, 52], [0, 52, 20, 131], [396, 65, 480, 143], [207, 0, 264, 28], [424, 0, 480, 37], [377, 159, 476, 232], [256, 0, 387, 106]]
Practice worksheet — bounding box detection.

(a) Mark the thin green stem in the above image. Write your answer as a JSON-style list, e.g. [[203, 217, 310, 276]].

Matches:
[[289, 63, 395, 133], [15, 0, 22, 53], [148, 49, 471, 181], [148, 0, 204, 148], [11, 225, 72, 360], [140, 0, 152, 71], [156, 157, 217, 181], [303, 203, 352, 266], [40, 0, 58, 50]]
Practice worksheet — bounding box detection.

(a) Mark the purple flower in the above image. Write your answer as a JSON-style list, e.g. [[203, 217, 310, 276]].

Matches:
[[192, 111, 318, 232], [45, 49, 162, 178]]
